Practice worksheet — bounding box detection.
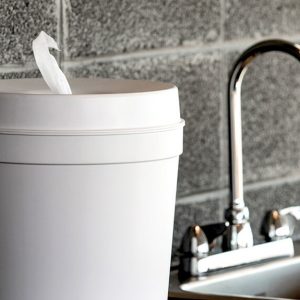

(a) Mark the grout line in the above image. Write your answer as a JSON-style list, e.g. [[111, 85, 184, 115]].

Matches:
[[218, 0, 224, 187], [61, 0, 72, 67], [62, 33, 300, 67], [216, 0, 227, 222], [0, 63, 37, 73], [219, 0, 225, 43], [218, 49, 228, 208], [218, 0, 228, 196], [176, 189, 229, 205], [243, 173, 300, 192], [3, 33, 300, 72], [56, 0, 63, 66], [62, 45, 218, 67], [176, 173, 300, 206]]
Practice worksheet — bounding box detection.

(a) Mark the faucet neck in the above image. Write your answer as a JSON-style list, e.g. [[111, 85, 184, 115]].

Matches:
[[227, 39, 300, 222]]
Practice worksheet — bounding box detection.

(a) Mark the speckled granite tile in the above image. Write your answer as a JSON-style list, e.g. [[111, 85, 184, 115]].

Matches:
[[0, 69, 41, 79], [224, 0, 300, 41], [0, 0, 58, 65], [66, 51, 223, 197], [225, 50, 300, 184], [172, 198, 223, 254], [245, 179, 300, 243], [65, 0, 221, 59], [282, 0, 300, 35]]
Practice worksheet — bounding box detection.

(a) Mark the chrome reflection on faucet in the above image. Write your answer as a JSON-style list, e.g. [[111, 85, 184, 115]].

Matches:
[[261, 206, 300, 241], [178, 39, 300, 279], [225, 39, 300, 251]]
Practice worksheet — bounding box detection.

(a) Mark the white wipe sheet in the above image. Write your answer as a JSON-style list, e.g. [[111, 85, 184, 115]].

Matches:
[[32, 31, 72, 94]]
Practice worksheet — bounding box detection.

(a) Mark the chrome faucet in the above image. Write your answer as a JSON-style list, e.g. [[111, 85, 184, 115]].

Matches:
[[224, 39, 300, 250], [178, 39, 300, 279]]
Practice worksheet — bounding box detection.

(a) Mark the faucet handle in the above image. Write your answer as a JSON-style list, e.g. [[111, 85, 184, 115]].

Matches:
[[261, 206, 300, 242], [179, 225, 209, 258], [178, 223, 227, 279], [178, 225, 209, 279], [179, 223, 228, 256]]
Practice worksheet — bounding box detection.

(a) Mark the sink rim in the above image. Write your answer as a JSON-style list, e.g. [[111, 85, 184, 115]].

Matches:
[[169, 240, 300, 300], [180, 256, 300, 299]]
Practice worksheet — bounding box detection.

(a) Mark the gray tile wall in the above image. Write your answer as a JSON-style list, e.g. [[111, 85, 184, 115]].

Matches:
[[1, 0, 300, 255]]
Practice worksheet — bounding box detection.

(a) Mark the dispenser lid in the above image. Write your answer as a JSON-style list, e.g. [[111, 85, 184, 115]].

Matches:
[[0, 78, 180, 134]]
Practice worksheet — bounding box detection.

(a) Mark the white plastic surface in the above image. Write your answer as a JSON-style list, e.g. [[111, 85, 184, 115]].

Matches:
[[0, 159, 179, 300], [0, 78, 183, 300], [0, 78, 180, 132], [0, 123, 184, 164]]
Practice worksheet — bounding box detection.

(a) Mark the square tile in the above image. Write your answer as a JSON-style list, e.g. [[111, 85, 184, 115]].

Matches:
[[224, 0, 300, 41], [0, 0, 58, 64], [65, 0, 221, 59]]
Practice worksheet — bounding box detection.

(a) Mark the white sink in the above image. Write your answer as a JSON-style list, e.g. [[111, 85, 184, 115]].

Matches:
[[170, 242, 300, 300]]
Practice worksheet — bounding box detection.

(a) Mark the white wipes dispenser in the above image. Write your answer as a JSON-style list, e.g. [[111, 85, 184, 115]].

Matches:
[[0, 77, 184, 300]]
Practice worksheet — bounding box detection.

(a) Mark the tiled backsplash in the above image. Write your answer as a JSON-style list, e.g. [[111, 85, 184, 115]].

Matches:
[[1, 0, 300, 254]]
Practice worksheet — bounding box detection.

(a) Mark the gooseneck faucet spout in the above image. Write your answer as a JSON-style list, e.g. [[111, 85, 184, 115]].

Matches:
[[177, 39, 300, 278], [225, 40, 300, 250]]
